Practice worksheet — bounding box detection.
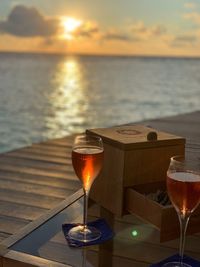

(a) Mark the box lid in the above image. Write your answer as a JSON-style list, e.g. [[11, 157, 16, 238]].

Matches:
[[86, 125, 185, 150]]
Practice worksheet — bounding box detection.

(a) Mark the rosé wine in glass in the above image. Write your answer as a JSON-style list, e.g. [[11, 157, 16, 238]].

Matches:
[[163, 156, 200, 267], [68, 134, 104, 243]]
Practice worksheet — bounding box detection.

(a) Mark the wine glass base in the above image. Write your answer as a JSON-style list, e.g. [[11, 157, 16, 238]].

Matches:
[[162, 261, 191, 267], [68, 225, 101, 243]]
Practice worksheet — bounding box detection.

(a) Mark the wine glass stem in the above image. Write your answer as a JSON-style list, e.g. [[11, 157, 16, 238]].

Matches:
[[83, 189, 89, 229], [178, 213, 190, 264]]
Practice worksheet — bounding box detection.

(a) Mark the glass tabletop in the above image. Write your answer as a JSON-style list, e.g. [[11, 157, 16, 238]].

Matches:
[[9, 193, 182, 267], [12, 196, 89, 266]]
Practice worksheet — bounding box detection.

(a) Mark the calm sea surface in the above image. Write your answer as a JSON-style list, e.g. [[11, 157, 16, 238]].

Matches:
[[0, 52, 200, 153]]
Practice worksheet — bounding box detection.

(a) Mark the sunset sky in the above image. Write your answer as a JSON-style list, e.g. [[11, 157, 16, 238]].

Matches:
[[0, 0, 200, 56]]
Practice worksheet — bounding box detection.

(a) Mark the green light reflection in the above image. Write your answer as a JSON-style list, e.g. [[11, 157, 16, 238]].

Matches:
[[131, 229, 139, 237]]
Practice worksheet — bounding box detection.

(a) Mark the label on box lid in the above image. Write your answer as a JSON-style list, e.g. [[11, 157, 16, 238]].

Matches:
[[86, 125, 185, 150]]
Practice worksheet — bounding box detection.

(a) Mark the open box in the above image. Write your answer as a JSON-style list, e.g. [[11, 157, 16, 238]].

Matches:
[[125, 181, 200, 242], [87, 125, 185, 217]]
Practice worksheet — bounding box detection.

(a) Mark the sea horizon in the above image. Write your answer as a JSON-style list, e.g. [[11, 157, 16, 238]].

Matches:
[[1, 50, 200, 60]]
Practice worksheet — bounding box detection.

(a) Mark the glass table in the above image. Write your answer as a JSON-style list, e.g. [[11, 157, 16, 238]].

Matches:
[[1, 189, 199, 267]]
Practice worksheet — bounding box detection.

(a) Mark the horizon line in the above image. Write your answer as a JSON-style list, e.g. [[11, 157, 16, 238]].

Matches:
[[0, 50, 200, 59]]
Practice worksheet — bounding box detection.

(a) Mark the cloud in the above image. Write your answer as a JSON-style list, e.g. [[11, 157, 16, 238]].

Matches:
[[0, 5, 59, 37], [99, 22, 167, 43], [74, 21, 99, 38], [102, 30, 133, 42], [131, 21, 148, 34], [183, 12, 200, 24], [184, 2, 196, 9], [171, 34, 198, 46], [73, 22, 134, 42], [131, 21, 167, 39], [74, 20, 167, 43], [151, 25, 167, 36]]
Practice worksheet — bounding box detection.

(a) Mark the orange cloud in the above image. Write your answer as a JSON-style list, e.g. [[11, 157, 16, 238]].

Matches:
[[151, 25, 167, 36], [184, 2, 196, 9], [101, 29, 133, 42], [73, 21, 99, 38], [171, 34, 198, 47], [184, 12, 200, 24], [131, 21, 147, 34]]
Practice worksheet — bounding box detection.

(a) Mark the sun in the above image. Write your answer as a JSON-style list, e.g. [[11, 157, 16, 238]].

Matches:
[[61, 17, 82, 39]]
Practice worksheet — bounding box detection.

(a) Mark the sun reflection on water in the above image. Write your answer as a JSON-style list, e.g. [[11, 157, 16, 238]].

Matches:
[[46, 57, 88, 138]]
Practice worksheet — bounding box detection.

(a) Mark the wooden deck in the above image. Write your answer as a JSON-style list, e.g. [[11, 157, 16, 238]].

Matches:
[[0, 110, 199, 259], [0, 134, 81, 243]]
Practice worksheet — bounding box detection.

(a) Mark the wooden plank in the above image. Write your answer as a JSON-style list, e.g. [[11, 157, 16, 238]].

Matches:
[[142, 112, 200, 143], [113, 219, 200, 255], [0, 200, 48, 221], [42, 141, 72, 148], [32, 239, 149, 266], [112, 238, 200, 264], [0, 129, 81, 251], [50, 210, 200, 255], [99, 254, 148, 267], [36, 241, 84, 266], [0, 234, 10, 243], [0, 178, 75, 199], [87, 249, 148, 267], [0, 215, 29, 235], [0, 188, 63, 209], [32, 142, 72, 150], [153, 111, 200, 123], [21, 146, 70, 158], [0, 156, 72, 172], [6, 151, 71, 165], [34, 235, 200, 266], [3, 251, 71, 267], [2, 189, 83, 248], [40, 136, 76, 147], [31, 143, 72, 153], [0, 164, 75, 180], [0, 171, 80, 190]]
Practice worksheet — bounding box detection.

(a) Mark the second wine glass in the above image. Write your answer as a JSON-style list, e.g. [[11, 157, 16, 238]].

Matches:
[[163, 155, 200, 267], [68, 134, 104, 243]]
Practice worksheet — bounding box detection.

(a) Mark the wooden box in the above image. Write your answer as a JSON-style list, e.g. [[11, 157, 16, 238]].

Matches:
[[87, 125, 185, 216], [125, 181, 200, 242]]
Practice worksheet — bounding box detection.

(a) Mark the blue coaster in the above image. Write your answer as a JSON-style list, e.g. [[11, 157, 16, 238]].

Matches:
[[62, 218, 114, 248], [150, 254, 200, 267]]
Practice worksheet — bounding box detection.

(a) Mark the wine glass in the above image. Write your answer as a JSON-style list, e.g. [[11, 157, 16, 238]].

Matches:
[[163, 155, 200, 267], [68, 134, 104, 242]]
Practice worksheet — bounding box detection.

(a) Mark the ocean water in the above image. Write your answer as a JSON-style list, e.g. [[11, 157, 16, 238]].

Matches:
[[0, 52, 200, 153]]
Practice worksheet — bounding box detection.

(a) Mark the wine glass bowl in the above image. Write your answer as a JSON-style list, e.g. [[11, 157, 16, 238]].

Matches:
[[163, 155, 200, 267], [68, 134, 104, 243]]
